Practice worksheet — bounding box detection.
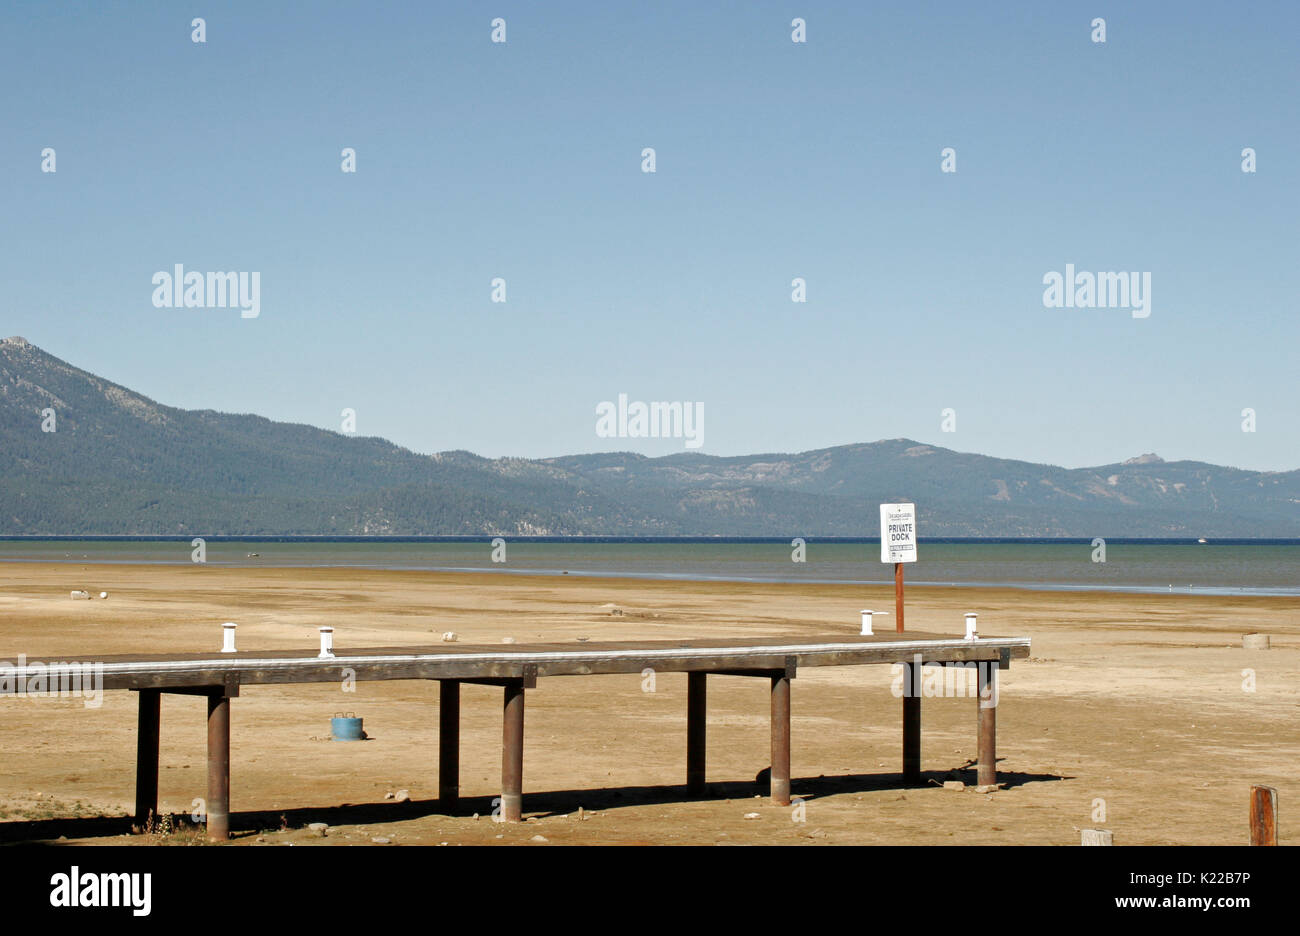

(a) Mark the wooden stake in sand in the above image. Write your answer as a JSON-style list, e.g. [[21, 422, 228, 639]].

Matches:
[[1250, 785, 1278, 845]]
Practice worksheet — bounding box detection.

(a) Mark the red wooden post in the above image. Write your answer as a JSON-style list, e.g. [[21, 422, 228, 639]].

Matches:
[[1250, 785, 1277, 845], [895, 562, 904, 632]]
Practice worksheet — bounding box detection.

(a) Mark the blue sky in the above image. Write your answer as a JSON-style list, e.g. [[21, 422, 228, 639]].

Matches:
[[4, 1, 1297, 470]]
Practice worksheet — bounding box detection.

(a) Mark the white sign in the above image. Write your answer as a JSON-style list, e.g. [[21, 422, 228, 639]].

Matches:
[[880, 502, 917, 563]]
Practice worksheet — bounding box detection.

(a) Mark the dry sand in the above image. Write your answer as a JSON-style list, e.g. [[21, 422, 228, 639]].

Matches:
[[0, 563, 1295, 845]]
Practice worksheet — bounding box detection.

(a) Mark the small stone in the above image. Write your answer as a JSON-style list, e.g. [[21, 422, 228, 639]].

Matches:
[[974, 784, 1002, 794], [943, 781, 964, 791], [502, 637, 516, 644], [371, 837, 390, 844], [472, 813, 480, 820], [530, 834, 548, 843], [308, 822, 328, 836], [393, 789, 410, 803], [441, 632, 458, 642], [384, 792, 394, 800], [256, 835, 266, 842], [743, 812, 761, 820]]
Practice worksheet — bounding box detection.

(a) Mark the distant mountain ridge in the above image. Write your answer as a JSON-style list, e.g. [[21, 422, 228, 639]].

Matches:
[[2, 337, 1297, 536]]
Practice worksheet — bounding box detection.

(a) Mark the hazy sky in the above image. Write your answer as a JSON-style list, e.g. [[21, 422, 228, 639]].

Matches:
[[4, 1, 1297, 470]]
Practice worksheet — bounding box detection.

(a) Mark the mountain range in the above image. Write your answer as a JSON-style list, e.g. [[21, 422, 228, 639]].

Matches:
[[2, 336, 1297, 537]]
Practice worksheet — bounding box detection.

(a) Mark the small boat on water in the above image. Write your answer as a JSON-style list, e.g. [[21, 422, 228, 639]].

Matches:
[[246, 552, 260, 558], [1197, 538, 1208, 544]]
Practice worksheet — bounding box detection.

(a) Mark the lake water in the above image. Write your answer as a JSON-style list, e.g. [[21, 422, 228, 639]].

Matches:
[[1, 538, 1297, 596]]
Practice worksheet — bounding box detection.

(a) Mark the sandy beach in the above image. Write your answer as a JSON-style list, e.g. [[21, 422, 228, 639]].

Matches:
[[1, 563, 1295, 846]]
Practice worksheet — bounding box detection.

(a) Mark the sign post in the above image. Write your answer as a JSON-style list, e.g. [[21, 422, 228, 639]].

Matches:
[[881, 501, 919, 782], [895, 562, 904, 632], [880, 502, 917, 633]]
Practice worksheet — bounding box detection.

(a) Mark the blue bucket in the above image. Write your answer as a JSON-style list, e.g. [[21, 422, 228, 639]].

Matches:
[[331, 713, 364, 741]]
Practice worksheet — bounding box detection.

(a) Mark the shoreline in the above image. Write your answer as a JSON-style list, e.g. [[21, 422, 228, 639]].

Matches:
[[2, 558, 1297, 598]]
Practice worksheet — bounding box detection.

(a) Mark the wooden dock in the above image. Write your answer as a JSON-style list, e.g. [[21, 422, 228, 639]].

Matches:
[[24, 631, 1030, 839]]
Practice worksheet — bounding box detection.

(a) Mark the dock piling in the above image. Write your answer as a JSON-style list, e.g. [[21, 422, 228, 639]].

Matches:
[[501, 679, 525, 821], [687, 672, 707, 795], [133, 688, 160, 828], [770, 672, 791, 805], [902, 662, 921, 782], [206, 689, 232, 841], [977, 662, 997, 786], [439, 680, 460, 806]]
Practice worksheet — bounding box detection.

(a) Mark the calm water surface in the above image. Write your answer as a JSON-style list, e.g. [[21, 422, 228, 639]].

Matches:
[[1, 538, 1297, 596]]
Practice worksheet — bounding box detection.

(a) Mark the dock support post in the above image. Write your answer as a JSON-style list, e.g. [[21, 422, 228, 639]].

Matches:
[[687, 672, 706, 795], [206, 690, 231, 841], [134, 689, 160, 829], [501, 679, 525, 822], [977, 662, 997, 786], [770, 672, 791, 806], [903, 662, 921, 783], [439, 680, 460, 806]]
